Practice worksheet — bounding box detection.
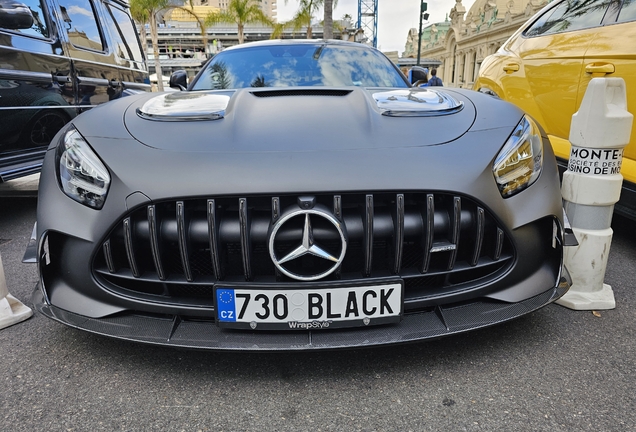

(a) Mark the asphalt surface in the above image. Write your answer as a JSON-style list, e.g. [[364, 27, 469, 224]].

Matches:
[[1, 177, 635, 431]]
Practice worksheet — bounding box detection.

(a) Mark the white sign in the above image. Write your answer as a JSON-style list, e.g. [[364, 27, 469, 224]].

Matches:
[[568, 146, 623, 176]]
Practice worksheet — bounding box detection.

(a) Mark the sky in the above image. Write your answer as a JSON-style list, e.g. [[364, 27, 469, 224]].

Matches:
[[276, 0, 478, 54]]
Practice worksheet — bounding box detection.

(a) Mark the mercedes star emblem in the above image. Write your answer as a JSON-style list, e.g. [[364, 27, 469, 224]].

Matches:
[[269, 208, 347, 281]]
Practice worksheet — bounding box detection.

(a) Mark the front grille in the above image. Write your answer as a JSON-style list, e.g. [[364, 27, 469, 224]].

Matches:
[[94, 193, 514, 306]]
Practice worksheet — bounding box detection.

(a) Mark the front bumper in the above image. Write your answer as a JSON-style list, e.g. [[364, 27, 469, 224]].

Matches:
[[32, 270, 570, 351]]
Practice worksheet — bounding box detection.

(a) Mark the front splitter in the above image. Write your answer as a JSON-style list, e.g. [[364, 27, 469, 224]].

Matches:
[[32, 276, 569, 351]]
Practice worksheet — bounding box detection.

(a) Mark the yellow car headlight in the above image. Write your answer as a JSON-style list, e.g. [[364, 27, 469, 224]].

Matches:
[[493, 115, 543, 197]]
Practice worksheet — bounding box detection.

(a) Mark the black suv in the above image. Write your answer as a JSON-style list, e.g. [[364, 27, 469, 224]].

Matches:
[[0, 0, 149, 181]]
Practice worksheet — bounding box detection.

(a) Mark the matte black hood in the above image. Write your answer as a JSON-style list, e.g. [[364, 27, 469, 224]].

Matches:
[[122, 87, 477, 152]]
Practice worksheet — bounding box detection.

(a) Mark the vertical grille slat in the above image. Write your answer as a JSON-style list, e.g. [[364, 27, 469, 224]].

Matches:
[[103, 239, 115, 273], [471, 207, 485, 266], [207, 199, 222, 280], [123, 217, 140, 278], [239, 197, 252, 281], [494, 227, 504, 261], [447, 197, 461, 270], [333, 195, 342, 222], [271, 197, 280, 222], [176, 201, 193, 282], [393, 194, 405, 274], [421, 194, 434, 273], [363, 194, 374, 277], [334, 195, 343, 278], [147, 205, 165, 281]]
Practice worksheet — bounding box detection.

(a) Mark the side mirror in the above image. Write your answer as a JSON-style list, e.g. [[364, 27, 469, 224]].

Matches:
[[0, 0, 34, 30], [169, 70, 188, 91]]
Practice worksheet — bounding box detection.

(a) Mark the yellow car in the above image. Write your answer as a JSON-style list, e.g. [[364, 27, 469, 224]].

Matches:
[[474, 0, 636, 217]]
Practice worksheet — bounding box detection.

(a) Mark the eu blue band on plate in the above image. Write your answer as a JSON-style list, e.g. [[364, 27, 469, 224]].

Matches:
[[216, 289, 236, 322]]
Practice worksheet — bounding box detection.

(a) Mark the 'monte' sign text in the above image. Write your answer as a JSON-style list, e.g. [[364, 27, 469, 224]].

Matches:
[[568, 147, 623, 175]]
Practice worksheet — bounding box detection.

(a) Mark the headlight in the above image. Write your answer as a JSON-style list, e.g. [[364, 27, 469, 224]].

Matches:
[[493, 115, 543, 197], [57, 127, 110, 209]]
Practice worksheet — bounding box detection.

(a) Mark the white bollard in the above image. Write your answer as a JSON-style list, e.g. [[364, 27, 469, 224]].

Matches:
[[0, 252, 33, 329], [557, 78, 633, 310]]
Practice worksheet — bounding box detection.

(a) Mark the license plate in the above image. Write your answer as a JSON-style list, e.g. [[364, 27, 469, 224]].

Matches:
[[215, 281, 403, 330]]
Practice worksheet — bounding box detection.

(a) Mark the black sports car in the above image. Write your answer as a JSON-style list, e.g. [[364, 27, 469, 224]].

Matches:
[[30, 40, 573, 350]]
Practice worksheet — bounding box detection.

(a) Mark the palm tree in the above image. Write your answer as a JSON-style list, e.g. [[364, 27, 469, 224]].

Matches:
[[323, 0, 333, 39], [285, 0, 320, 39], [130, 0, 169, 91], [130, 0, 211, 91], [285, 0, 337, 39], [204, 0, 273, 44], [129, 1, 149, 57], [270, 21, 287, 39]]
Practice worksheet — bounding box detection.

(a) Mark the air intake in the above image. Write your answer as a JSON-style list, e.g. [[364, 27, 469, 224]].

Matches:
[[251, 89, 352, 98]]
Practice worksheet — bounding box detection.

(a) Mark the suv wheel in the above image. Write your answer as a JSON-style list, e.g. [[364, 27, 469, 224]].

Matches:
[[24, 110, 68, 147]]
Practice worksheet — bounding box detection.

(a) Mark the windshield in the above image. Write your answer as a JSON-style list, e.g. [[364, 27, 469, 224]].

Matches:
[[190, 44, 408, 90]]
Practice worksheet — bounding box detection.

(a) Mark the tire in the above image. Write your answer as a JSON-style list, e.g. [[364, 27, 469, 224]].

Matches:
[[22, 110, 69, 148]]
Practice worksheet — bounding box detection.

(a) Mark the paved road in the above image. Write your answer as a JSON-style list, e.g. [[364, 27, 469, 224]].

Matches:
[[1, 179, 635, 431]]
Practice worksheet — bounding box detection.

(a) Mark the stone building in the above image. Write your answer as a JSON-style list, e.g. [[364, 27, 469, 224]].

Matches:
[[403, 0, 551, 88]]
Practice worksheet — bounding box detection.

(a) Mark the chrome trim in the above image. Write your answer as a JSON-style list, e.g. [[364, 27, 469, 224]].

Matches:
[[147, 205, 165, 281], [239, 198, 252, 281], [0, 106, 76, 111], [103, 239, 116, 273], [364, 194, 374, 277], [0, 68, 54, 82], [333, 195, 343, 278], [271, 197, 280, 222], [333, 195, 342, 221], [122, 82, 152, 91], [447, 196, 461, 270], [0, 50, 145, 71], [393, 194, 404, 274], [76, 77, 111, 86], [268, 208, 347, 281], [471, 207, 485, 266], [421, 194, 434, 273], [176, 201, 193, 282], [431, 243, 457, 253], [207, 199, 222, 280], [123, 217, 140, 277]]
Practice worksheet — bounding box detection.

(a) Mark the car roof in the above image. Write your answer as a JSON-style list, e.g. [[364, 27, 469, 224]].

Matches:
[[222, 39, 377, 52]]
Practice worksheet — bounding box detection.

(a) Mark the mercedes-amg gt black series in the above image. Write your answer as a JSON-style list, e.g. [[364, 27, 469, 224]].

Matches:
[[30, 40, 572, 350]]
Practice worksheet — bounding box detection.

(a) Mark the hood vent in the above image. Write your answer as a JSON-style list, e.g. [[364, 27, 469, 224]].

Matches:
[[373, 88, 464, 117], [136, 91, 234, 121], [251, 89, 352, 98]]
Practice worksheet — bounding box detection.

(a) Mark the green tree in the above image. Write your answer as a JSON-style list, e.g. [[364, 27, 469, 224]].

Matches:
[[270, 21, 287, 39], [130, 0, 209, 92], [130, 0, 169, 91], [285, 0, 319, 39], [205, 0, 273, 44], [284, 0, 337, 39], [129, 1, 149, 57]]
